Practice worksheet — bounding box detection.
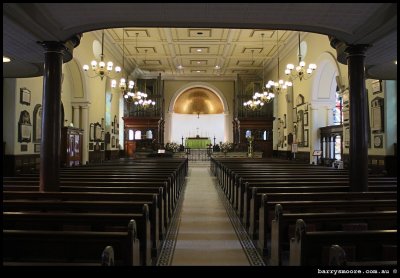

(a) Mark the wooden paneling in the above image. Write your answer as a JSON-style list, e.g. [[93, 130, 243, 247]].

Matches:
[[4, 154, 40, 176]]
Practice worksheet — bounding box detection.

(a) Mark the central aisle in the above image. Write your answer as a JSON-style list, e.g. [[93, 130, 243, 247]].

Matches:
[[171, 166, 250, 266], [172, 165, 249, 265], [157, 162, 265, 266]]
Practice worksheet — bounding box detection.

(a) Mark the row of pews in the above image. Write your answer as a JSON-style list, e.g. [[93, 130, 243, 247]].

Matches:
[[211, 157, 397, 266], [3, 158, 188, 266]]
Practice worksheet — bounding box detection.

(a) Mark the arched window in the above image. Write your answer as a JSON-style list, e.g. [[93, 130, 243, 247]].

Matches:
[[134, 130, 142, 140], [333, 88, 343, 125], [245, 130, 251, 138], [128, 130, 134, 140], [146, 130, 153, 139], [33, 104, 42, 143]]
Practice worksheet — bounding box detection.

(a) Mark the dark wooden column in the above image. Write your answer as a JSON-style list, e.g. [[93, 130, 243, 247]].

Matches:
[[39, 42, 65, 192], [345, 44, 370, 192]]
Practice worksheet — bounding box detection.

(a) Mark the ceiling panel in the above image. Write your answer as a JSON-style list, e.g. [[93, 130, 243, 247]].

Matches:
[[3, 3, 396, 80]]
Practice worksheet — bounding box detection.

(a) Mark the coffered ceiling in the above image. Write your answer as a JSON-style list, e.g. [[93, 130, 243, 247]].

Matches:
[[103, 27, 295, 80], [3, 3, 397, 80]]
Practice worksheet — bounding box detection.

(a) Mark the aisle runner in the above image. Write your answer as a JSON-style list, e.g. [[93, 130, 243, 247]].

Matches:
[[157, 166, 265, 266]]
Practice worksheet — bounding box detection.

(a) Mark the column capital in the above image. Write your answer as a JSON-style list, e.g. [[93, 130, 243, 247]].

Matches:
[[71, 101, 91, 109], [344, 44, 370, 57], [39, 41, 67, 53]]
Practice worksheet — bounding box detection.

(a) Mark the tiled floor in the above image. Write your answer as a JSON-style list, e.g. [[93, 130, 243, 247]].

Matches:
[[154, 163, 267, 266]]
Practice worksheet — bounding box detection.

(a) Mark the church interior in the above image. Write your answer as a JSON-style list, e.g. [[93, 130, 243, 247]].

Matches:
[[2, 3, 397, 270]]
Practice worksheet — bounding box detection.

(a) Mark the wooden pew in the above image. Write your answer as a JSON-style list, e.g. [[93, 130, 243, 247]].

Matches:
[[270, 204, 397, 265], [329, 244, 397, 266], [244, 183, 396, 230], [3, 180, 172, 230], [258, 196, 397, 258], [3, 190, 163, 246], [3, 220, 140, 266], [4, 246, 116, 266], [289, 219, 397, 266], [3, 208, 150, 266], [251, 190, 396, 239], [3, 199, 157, 265], [237, 178, 396, 216], [5, 175, 179, 206]]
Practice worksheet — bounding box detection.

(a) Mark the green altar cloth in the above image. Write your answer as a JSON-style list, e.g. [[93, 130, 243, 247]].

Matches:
[[185, 138, 211, 148]]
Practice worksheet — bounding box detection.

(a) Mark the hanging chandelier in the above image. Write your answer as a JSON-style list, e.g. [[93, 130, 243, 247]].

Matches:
[[134, 79, 156, 109], [266, 30, 293, 95], [254, 33, 276, 104], [285, 32, 317, 81], [82, 30, 121, 80], [111, 29, 136, 100], [243, 81, 264, 111]]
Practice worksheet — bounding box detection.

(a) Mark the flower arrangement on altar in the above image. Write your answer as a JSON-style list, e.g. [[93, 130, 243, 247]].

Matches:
[[165, 142, 180, 152], [220, 142, 234, 152]]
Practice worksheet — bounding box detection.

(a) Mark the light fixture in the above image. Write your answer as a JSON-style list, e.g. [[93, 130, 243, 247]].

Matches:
[[285, 32, 317, 81], [83, 30, 121, 80], [243, 50, 264, 111], [243, 80, 264, 111], [133, 79, 156, 109], [254, 33, 277, 104], [3, 56, 11, 63], [111, 29, 135, 100], [265, 30, 292, 95]]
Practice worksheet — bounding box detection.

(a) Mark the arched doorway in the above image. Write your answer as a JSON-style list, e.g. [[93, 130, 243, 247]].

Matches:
[[310, 52, 344, 164]]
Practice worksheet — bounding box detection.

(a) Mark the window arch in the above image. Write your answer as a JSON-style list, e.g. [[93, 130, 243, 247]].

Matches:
[[128, 130, 134, 140], [134, 130, 142, 140], [33, 104, 42, 143], [333, 88, 343, 125], [146, 130, 153, 139], [245, 130, 252, 138]]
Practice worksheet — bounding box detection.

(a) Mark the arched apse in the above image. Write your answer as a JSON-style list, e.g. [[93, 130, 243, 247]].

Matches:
[[166, 82, 231, 145], [168, 82, 229, 114]]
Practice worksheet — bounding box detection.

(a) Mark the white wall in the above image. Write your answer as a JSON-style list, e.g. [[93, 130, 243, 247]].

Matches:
[[170, 113, 225, 145]]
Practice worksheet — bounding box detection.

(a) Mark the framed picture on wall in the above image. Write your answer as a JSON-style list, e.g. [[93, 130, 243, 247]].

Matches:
[[304, 112, 309, 126], [344, 126, 350, 148], [283, 114, 287, 128], [94, 122, 102, 141], [292, 107, 297, 123], [303, 129, 309, 147], [18, 110, 32, 143], [20, 87, 31, 105], [371, 80, 382, 94], [89, 123, 94, 141], [34, 144, 40, 153], [371, 97, 384, 133]]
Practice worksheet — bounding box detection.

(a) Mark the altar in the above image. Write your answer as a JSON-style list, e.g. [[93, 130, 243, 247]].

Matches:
[[185, 137, 211, 149]]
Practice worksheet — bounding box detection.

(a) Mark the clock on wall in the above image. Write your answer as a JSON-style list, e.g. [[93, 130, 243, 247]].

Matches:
[[92, 39, 102, 59], [297, 41, 308, 60]]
